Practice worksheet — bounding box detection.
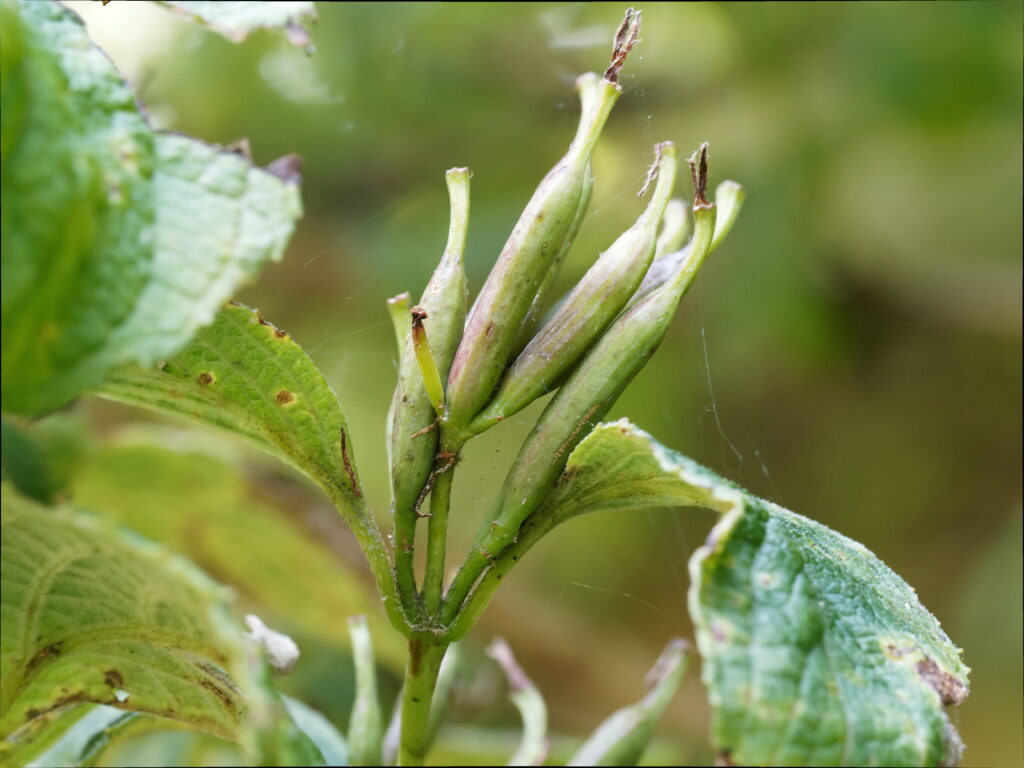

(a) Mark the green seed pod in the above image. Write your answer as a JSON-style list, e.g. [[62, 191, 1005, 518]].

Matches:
[[655, 197, 690, 258], [444, 75, 622, 436], [632, 179, 744, 304], [471, 141, 679, 433], [388, 169, 470, 598], [445, 149, 717, 619], [513, 73, 602, 354]]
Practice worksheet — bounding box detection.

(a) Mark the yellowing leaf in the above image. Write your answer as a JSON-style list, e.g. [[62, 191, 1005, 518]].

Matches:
[[0, 490, 248, 747]]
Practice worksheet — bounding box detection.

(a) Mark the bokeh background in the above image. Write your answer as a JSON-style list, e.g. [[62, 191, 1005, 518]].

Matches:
[[56, 2, 1023, 765]]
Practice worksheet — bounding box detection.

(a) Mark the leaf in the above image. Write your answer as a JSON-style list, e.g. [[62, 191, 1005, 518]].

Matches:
[[567, 638, 689, 767], [1, 413, 88, 505], [486, 639, 548, 767], [0, 702, 94, 768], [0, 0, 302, 417], [0, 489, 249, 745], [281, 696, 348, 767], [155, 1, 317, 46], [68, 433, 404, 669], [22, 705, 142, 768], [536, 419, 969, 767], [97, 302, 365, 516], [95, 304, 404, 635]]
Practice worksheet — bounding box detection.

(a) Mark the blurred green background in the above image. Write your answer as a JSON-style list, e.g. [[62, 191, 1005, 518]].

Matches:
[[53, 2, 1023, 765]]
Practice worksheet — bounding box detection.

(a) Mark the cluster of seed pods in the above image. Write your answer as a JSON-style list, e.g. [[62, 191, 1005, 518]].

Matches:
[[384, 9, 745, 622]]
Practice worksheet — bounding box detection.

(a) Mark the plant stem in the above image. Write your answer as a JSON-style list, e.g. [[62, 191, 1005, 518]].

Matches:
[[326, 484, 414, 635], [444, 515, 554, 640], [399, 639, 448, 766], [422, 459, 454, 616]]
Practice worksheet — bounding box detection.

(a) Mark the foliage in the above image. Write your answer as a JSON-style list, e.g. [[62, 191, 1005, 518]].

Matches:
[[0, 2, 983, 767], [0, 0, 301, 417]]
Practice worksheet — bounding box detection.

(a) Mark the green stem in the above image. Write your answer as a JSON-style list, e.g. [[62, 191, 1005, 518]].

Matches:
[[399, 639, 448, 766], [422, 457, 454, 616], [441, 549, 489, 625], [327, 484, 413, 635], [444, 516, 554, 640], [394, 512, 420, 623]]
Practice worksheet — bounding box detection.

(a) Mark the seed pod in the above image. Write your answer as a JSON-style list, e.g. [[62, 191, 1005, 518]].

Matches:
[[388, 169, 470, 589], [655, 197, 689, 258], [444, 75, 623, 435], [384, 291, 411, 470], [471, 142, 680, 433], [458, 149, 717, 596], [514, 73, 601, 354], [632, 179, 744, 304]]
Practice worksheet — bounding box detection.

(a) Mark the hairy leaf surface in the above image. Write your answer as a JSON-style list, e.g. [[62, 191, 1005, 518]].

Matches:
[[0, 490, 248, 746], [98, 302, 365, 512], [0, 0, 301, 417], [70, 436, 403, 668], [538, 419, 969, 767]]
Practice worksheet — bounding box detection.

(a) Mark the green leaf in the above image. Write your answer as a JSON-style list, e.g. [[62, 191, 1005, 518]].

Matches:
[[1, 0, 302, 417], [567, 638, 689, 767], [155, 1, 317, 45], [97, 302, 365, 515], [68, 434, 405, 670], [1, 413, 87, 505], [0, 702, 93, 768], [281, 695, 348, 767], [537, 419, 969, 767], [0, 489, 249, 746], [23, 705, 142, 768], [95, 303, 405, 634]]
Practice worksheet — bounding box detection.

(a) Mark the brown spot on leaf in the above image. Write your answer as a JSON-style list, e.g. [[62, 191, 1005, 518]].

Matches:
[[917, 656, 968, 706], [104, 669, 124, 688], [197, 372, 214, 386], [274, 328, 288, 339], [194, 661, 239, 692], [276, 389, 295, 405], [340, 428, 362, 497], [25, 642, 62, 674], [198, 678, 236, 711]]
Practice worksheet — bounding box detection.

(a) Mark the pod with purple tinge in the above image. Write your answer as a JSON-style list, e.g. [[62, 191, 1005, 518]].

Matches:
[[444, 74, 623, 437], [444, 148, 717, 620], [513, 72, 602, 355], [471, 141, 679, 433]]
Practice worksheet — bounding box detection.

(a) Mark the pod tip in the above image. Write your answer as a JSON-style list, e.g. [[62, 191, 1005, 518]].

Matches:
[[638, 141, 677, 197], [387, 291, 412, 307], [603, 8, 642, 85], [689, 142, 712, 210]]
